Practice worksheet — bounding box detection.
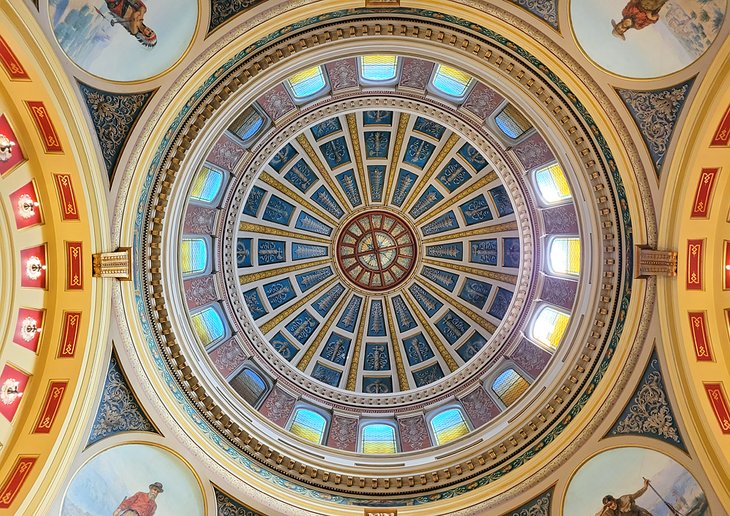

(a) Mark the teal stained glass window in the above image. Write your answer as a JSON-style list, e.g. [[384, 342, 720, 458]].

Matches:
[[495, 104, 532, 139], [289, 408, 327, 444], [190, 166, 224, 203], [288, 66, 327, 99], [231, 106, 265, 142], [361, 55, 398, 81], [492, 369, 529, 407], [432, 64, 472, 98], [430, 408, 469, 446], [361, 424, 397, 454], [230, 368, 267, 405], [181, 238, 208, 275], [191, 306, 225, 346]]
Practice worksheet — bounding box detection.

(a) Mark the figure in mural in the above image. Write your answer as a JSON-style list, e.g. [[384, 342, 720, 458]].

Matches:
[[598, 478, 653, 515], [611, 0, 669, 39], [97, 0, 158, 47], [0, 134, 15, 162], [113, 482, 163, 516]]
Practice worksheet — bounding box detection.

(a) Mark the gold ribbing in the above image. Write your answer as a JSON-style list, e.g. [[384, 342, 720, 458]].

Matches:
[[346, 113, 369, 206], [402, 133, 460, 212], [259, 171, 338, 226], [296, 290, 351, 372], [417, 279, 497, 334], [416, 170, 497, 223], [422, 221, 519, 244], [422, 258, 518, 285], [296, 133, 352, 210], [402, 290, 459, 372], [346, 295, 369, 391], [384, 113, 410, 204], [239, 258, 331, 285], [238, 221, 330, 244], [260, 277, 337, 335], [383, 296, 410, 391]]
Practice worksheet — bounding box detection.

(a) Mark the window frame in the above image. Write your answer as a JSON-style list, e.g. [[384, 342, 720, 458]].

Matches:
[[487, 365, 531, 409], [228, 103, 270, 147], [286, 404, 331, 445], [529, 302, 572, 351], [358, 54, 402, 86], [358, 420, 400, 454], [228, 362, 272, 408], [180, 234, 214, 278], [189, 302, 229, 349], [427, 405, 472, 447], [188, 163, 227, 207], [427, 63, 475, 103], [545, 235, 582, 278], [487, 101, 535, 146], [532, 161, 573, 207], [284, 65, 331, 105]]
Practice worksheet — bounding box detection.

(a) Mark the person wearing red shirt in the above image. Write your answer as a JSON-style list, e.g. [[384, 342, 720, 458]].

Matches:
[[113, 482, 163, 516], [611, 0, 669, 40]]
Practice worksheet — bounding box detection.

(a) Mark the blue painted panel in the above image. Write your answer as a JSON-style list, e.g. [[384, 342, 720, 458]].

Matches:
[[458, 278, 492, 309], [295, 212, 333, 236], [368, 165, 386, 202], [320, 332, 351, 365], [295, 266, 333, 292], [284, 159, 318, 193], [364, 131, 391, 158], [470, 239, 498, 265], [489, 185, 514, 217], [408, 283, 443, 317], [364, 343, 390, 371], [236, 238, 252, 268], [459, 194, 493, 225], [335, 169, 362, 207], [337, 295, 362, 332], [392, 295, 417, 332], [311, 363, 342, 387], [436, 158, 472, 193], [403, 333, 434, 366], [421, 211, 459, 236], [412, 363, 444, 387], [436, 309, 470, 344], [426, 242, 463, 261], [363, 110, 393, 126], [403, 137, 435, 169], [313, 283, 346, 317], [257, 239, 286, 265], [367, 299, 387, 337], [457, 143, 488, 172], [409, 185, 444, 219], [391, 169, 418, 206], [243, 288, 267, 320], [362, 377, 392, 394], [286, 310, 320, 344], [270, 332, 298, 361], [413, 116, 446, 140], [263, 278, 296, 309], [319, 136, 351, 169], [262, 195, 295, 226], [311, 185, 344, 219], [503, 237, 520, 268], [310, 117, 342, 140], [269, 143, 297, 172], [292, 243, 328, 260], [456, 332, 487, 362], [243, 185, 266, 217], [488, 287, 513, 319], [421, 265, 459, 292]]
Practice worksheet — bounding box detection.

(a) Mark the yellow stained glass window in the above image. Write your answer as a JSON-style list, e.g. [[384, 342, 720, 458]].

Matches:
[[289, 408, 326, 444], [181, 238, 208, 275], [492, 369, 529, 407], [535, 163, 571, 203], [190, 166, 224, 203], [431, 408, 469, 446], [287, 66, 327, 99], [532, 306, 570, 349], [432, 65, 472, 97], [495, 104, 532, 139], [361, 423, 397, 454], [361, 55, 398, 81], [549, 237, 581, 275], [191, 306, 225, 346]]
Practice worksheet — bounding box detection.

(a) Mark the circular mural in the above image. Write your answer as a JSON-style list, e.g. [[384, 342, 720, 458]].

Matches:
[[571, 0, 726, 78]]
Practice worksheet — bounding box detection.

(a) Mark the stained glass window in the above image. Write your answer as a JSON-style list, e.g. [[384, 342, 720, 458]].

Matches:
[[230, 106, 265, 142], [190, 166, 224, 204], [181, 238, 208, 275], [532, 306, 570, 350], [191, 306, 225, 346], [361, 423, 397, 454], [289, 408, 327, 444], [492, 369, 529, 407], [230, 368, 267, 406], [287, 66, 327, 99], [432, 64, 472, 98], [549, 237, 581, 275], [494, 104, 532, 139], [430, 408, 469, 446], [361, 55, 398, 81], [535, 163, 571, 203]]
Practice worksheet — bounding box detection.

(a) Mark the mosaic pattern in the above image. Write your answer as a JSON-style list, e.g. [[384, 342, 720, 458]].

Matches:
[[504, 487, 553, 516], [508, 0, 559, 30], [214, 485, 266, 516]]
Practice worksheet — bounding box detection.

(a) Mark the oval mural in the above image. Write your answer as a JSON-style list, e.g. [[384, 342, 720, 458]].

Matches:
[[62, 443, 204, 516], [565, 447, 709, 516], [49, 0, 197, 82], [571, 0, 726, 78]]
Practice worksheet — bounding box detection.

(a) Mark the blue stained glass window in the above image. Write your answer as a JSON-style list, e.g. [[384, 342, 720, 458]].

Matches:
[[361, 55, 398, 81], [191, 306, 225, 346], [432, 64, 472, 98], [288, 66, 327, 99], [430, 408, 469, 445], [190, 166, 224, 203], [289, 408, 327, 444], [494, 104, 532, 139], [230, 368, 267, 405], [361, 424, 397, 454], [492, 369, 529, 407], [230, 106, 265, 142], [181, 238, 208, 275]]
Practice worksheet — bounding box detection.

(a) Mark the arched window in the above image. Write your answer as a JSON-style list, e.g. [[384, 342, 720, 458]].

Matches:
[[430, 408, 469, 446], [287, 66, 327, 99], [361, 423, 397, 454], [190, 166, 224, 204], [289, 408, 327, 444], [548, 237, 581, 275], [230, 105, 265, 143], [190, 305, 225, 347], [431, 64, 472, 98], [535, 163, 571, 204], [492, 369, 529, 407], [230, 367, 268, 406], [360, 55, 398, 82], [532, 305, 570, 350], [494, 104, 532, 139], [181, 237, 208, 275]]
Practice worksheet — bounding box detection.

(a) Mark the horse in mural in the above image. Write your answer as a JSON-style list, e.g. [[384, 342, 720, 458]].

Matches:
[[95, 0, 157, 47]]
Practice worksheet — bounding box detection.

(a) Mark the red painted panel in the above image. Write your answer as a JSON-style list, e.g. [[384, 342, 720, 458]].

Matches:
[[0, 114, 25, 175], [690, 168, 719, 218], [0, 36, 29, 80], [711, 104, 730, 146], [686, 239, 704, 290], [57, 311, 81, 358], [20, 244, 46, 289], [705, 383, 730, 434], [66, 241, 83, 290], [53, 173, 80, 221], [688, 312, 713, 361], [33, 380, 68, 434], [0, 364, 29, 422], [24, 101, 62, 153], [12, 308, 44, 352], [0, 456, 36, 509], [8, 181, 41, 229]]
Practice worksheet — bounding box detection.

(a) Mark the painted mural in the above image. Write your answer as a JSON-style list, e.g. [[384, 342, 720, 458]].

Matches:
[[49, 0, 197, 82], [62, 444, 204, 516], [565, 447, 709, 516], [571, 0, 726, 78]]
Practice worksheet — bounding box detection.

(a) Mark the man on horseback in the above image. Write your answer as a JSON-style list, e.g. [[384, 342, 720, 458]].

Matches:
[[103, 0, 157, 47], [113, 482, 163, 516]]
